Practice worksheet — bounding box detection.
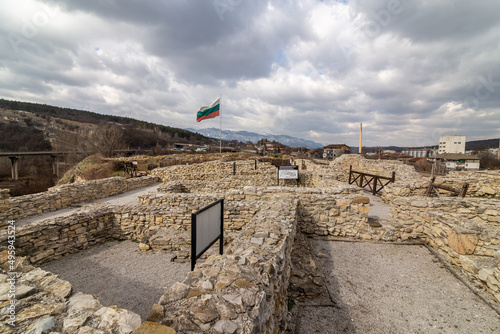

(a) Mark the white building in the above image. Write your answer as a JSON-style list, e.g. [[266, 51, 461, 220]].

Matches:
[[401, 148, 438, 158], [432, 153, 480, 170], [438, 136, 466, 154]]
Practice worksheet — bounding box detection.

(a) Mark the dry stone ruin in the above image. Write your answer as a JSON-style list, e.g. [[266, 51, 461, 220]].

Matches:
[[0, 154, 499, 333]]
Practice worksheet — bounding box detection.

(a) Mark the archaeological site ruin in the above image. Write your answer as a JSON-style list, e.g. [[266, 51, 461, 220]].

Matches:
[[1, 154, 500, 333]]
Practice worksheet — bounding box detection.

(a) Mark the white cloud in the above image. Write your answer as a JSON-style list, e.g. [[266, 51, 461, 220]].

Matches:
[[0, 0, 499, 147]]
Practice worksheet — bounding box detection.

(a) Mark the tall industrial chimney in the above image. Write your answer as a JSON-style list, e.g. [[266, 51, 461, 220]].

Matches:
[[359, 123, 363, 154]]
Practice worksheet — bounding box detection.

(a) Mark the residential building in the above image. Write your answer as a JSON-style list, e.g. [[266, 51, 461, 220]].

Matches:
[[323, 144, 351, 159], [431, 153, 480, 170], [438, 136, 466, 154]]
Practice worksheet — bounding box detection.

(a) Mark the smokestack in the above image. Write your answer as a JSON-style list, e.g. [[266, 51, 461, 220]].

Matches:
[[359, 123, 363, 154]]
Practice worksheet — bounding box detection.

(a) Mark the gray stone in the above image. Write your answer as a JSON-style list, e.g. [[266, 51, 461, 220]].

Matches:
[[94, 306, 142, 334], [223, 294, 243, 306], [68, 292, 103, 314], [478, 268, 495, 282], [213, 320, 239, 334], [160, 282, 190, 304], [250, 237, 264, 245], [46, 278, 72, 299], [26, 316, 55, 334]]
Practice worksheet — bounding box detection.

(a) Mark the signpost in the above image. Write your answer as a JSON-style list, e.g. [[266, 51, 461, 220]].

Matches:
[[191, 199, 224, 271]]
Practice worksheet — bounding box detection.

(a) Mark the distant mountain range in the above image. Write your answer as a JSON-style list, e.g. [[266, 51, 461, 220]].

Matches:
[[186, 128, 324, 149]]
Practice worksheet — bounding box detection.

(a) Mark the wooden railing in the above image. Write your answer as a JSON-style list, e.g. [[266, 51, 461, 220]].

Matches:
[[425, 176, 468, 197], [348, 165, 395, 195]]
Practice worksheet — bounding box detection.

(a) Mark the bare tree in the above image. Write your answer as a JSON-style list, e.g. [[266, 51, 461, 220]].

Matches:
[[87, 123, 125, 157]]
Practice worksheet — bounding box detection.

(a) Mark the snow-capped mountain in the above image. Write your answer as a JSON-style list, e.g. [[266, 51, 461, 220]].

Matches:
[[186, 128, 324, 149]]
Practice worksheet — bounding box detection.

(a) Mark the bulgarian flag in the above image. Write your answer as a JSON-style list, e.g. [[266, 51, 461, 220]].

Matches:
[[197, 98, 220, 122]]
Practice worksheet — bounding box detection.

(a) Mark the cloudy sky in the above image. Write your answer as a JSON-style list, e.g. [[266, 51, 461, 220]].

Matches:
[[1, 0, 499, 147]]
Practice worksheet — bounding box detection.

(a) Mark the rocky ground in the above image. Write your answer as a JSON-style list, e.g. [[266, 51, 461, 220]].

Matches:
[[41, 240, 190, 321]]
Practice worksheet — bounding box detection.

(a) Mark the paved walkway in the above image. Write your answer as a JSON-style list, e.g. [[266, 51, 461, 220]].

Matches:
[[17, 183, 161, 227]]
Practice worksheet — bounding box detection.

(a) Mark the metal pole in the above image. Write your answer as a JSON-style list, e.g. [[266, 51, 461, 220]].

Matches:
[[219, 200, 224, 255], [191, 213, 197, 271], [219, 94, 222, 154]]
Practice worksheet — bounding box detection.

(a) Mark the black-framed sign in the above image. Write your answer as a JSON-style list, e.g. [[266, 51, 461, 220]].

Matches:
[[191, 199, 224, 271]]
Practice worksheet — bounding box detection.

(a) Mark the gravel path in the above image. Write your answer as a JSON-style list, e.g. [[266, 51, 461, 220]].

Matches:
[[41, 240, 190, 321], [295, 240, 500, 334]]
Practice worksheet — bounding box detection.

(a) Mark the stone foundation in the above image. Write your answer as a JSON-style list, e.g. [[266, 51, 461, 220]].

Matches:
[[0, 176, 160, 228], [2, 156, 499, 333]]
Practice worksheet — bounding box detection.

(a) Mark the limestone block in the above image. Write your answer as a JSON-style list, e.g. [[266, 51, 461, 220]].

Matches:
[[132, 321, 176, 334], [213, 320, 239, 334], [160, 282, 190, 304], [68, 292, 103, 314], [447, 231, 478, 255], [481, 186, 496, 195], [93, 306, 142, 334], [478, 268, 495, 282], [353, 197, 370, 204], [46, 277, 72, 299]]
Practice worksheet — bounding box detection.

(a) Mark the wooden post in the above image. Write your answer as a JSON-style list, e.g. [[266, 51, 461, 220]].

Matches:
[[349, 165, 352, 184], [460, 183, 469, 198], [425, 176, 436, 197]]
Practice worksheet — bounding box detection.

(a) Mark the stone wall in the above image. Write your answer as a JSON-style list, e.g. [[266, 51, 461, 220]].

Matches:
[[154, 194, 299, 333], [383, 170, 500, 201], [438, 170, 500, 197], [1, 184, 371, 333], [0, 176, 160, 227], [8, 207, 116, 265], [388, 196, 500, 302], [152, 159, 354, 191]]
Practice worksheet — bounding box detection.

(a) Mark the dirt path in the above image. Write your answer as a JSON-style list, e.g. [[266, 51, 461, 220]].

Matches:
[[295, 240, 500, 333]]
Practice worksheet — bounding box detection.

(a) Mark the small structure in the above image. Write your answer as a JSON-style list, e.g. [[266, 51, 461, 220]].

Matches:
[[323, 144, 351, 160], [431, 153, 480, 170]]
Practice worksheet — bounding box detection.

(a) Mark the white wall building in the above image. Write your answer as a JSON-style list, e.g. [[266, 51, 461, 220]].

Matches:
[[401, 148, 438, 158], [438, 136, 466, 154]]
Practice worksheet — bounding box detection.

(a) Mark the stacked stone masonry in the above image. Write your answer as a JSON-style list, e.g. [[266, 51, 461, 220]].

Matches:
[[1, 184, 369, 333], [1, 157, 499, 333], [0, 176, 160, 228]]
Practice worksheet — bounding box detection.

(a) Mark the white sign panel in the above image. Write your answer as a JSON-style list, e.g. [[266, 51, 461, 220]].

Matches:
[[279, 169, 298, 179], [278, 166, 299, 179]]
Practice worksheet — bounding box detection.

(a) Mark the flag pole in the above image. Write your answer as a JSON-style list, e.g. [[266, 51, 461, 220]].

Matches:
[[219, 94, 222, 154]]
